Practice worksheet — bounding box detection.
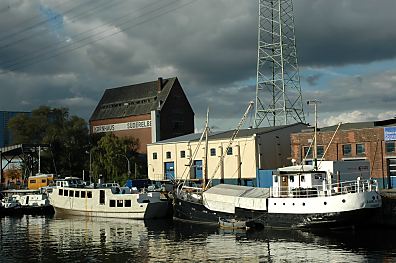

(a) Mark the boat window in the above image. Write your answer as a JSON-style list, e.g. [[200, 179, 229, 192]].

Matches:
[[274, 176, 278, 183], [81, 191, 86, 198], [110, 200, 115, 207], [289, 176, 294, 183], [41, 179, 46, 183], [59, 189, 63, 195], [100, 190, 105, 205], [69, 190, 74, 197], [64, 190, 68, 196], [117, 200, 123, 207], [87, 191, 92, 198], [125, 200, 131, 207], [301, 175, 305, 182], [75, 191, 80, 198], [30, 180, 36, 184]]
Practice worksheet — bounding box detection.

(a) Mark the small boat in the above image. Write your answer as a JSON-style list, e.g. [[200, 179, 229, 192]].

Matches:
[[48, 177, 170, 219], [219, 218, 248, 230], [0, 191, 54, 216]]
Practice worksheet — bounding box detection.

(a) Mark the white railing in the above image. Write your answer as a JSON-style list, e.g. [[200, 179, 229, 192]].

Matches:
[[270, 178, 379, 198]]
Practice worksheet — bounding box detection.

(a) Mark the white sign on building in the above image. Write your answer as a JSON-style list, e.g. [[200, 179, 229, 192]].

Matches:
[[93, 120, 151, 133]]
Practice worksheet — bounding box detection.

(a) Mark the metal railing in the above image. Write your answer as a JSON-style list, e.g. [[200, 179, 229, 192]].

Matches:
[[270, 178, 379, 198]]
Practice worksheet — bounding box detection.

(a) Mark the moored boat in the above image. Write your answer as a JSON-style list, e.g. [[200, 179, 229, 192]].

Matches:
[[48, 177, 170, 219]]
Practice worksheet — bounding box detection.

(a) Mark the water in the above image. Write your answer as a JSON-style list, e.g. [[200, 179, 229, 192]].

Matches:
[[1, 214, 396, 263]]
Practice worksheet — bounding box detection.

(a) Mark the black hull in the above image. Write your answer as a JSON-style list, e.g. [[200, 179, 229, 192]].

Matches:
[[173, 197, 380, 229], [0, 205, 55, 217]]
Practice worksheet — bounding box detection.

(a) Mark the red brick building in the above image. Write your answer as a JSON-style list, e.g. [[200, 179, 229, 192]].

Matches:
[[290, 119, 396, 188], [89, 77, 194, 153]]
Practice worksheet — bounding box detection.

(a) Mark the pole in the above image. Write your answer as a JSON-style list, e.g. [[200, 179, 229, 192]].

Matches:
[[307, 100, 321, 170]]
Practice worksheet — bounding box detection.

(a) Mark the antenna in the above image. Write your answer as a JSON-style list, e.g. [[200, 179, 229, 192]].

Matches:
[[254, 0, 305, 127]]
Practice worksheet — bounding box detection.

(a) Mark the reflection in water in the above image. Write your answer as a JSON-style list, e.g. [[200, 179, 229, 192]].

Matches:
[[1, 214, 396, 262]]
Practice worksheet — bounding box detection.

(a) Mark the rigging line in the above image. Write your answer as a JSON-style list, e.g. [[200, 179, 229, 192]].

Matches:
[[1, 0, 196, 73], [0, 0, 99, 42], [0, 0, 165, 68], [318, 122, 342, 167], [0, 0, 124, 51]]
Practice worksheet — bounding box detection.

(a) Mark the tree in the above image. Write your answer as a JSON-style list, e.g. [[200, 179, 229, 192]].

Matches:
[[8, 106, 89, 177], [91, 133, 139, 185]]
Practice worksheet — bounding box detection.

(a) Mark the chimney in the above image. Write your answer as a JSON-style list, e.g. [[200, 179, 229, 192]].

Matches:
[[157, 77, 163, 93]]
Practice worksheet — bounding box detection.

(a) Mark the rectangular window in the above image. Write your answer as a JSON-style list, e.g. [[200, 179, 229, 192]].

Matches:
[[58, 189, 63, 195], [64, 190, 68, 196], [317, 146, 324, 158], [117, 200, 123, 207], [386, 142, 395, 153], [41, 179, 46, 183], [289, 176, 294, 182], [226, 147, 233, 155], [69, 190, 74, 197], [125, 200, 131, 207], [110, 200, 115, 207], [303, 147, 312, 158], [100, 190, 105, 205], [30, 180, 36, 184], [81, 191, 86, 198], [87, 191, 92, 198], [274, 176, 278, 183], [180, 150, 186, 158], [356, 143, 365, 155], [301, 175, 305, 182], [75, 191, 80, 198], [153, 152, 157, 160], [166, 152, 171, 159], [342, 144, 352, 156], [210, 148, 216, 156]]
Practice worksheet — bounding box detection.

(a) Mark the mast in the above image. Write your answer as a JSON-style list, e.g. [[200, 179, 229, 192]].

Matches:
[[203, 108, 209, 189], [307, 100, 320, 170]]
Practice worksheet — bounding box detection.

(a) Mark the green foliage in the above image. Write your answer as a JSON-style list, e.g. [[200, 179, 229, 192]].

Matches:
[[91, 133, 139, 184], [8, 106, 89, 177]]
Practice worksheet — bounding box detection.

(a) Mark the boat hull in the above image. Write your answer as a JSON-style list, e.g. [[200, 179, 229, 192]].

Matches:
[[0, 205, 54, 216], [173, 196, 381, 229]]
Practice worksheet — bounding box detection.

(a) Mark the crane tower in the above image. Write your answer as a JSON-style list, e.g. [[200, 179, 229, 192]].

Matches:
[[254, 0, 305, 127]]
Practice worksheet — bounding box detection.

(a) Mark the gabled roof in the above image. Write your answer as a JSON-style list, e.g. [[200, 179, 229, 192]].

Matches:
[[90, 77, 177, 121]]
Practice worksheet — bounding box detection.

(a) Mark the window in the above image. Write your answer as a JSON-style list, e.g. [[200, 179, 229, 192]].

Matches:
[[180, 150, 186, 158], [110, 200, 115, 207], [289, 176, 294, 183], [41, 179, 46, 183], [274, 176, 278, 183], [117, 200, 123, 207], [226, 147, 233, 155], [153, 152, 157, 160], [87, 191, 92, 198], [75, 191, 80, 198], [64, 190, 68, 196], [125, 200, 131, 207], [69, 190, 74, 197], [356, 143, 365, 155], [166, 152, 171, 159], [303, 147, 312, 158], [30, 180, 36, 184], [386, 142, 395, 153], [210, 148, 216, 156], [100, 190, 105, 205], [342, 144, 352, 156], [301, 175, 305, 182], [317, 146, 324, 158], [58, 189, 63, 195], [81, 191, 86, 198]]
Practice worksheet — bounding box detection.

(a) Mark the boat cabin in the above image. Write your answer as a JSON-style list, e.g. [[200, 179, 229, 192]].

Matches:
[[55, 177, 85, 188], [272, 165, 329, 198]]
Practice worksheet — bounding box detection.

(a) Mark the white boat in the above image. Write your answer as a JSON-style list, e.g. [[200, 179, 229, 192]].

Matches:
[[0, 190, 54, 215], [48, 177, 170, 219]]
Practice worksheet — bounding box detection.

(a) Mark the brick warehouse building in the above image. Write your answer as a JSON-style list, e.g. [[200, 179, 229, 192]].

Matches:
[[89, 77, 194, 153], [290, 118, 396, 188]]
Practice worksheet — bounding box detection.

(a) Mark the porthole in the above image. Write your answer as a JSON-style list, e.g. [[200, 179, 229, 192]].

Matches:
[[372, 196, 375, 200], [302, 203, 305, 206], [274, 203, 276, 206], [292, 203, 295, 206], [283, 203, 285, 206], [342, 199, 346, 203], [324, 202, 327, 205]]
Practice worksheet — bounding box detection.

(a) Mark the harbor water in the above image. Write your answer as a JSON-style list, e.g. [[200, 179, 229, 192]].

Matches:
[[1, 214, 396, 262]]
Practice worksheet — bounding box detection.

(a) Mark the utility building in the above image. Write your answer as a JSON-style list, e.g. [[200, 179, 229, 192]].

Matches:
[[290, 119, 396, 189], [147, 123, 308, 185], [89, 77, 194, 153]]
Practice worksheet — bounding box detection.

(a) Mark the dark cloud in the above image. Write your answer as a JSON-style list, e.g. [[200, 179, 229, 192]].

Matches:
[[0, 0, 395, 130]]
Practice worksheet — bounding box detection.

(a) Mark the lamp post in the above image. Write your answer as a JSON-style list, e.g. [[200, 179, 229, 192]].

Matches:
[[117, 154, 131, 177]]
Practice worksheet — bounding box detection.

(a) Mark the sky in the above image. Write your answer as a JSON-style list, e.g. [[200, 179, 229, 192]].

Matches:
[[0, 0, 395, 132]]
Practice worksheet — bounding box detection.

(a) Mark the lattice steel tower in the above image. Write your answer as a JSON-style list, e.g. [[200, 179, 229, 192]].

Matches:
[[254, 0, 305, 127]]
